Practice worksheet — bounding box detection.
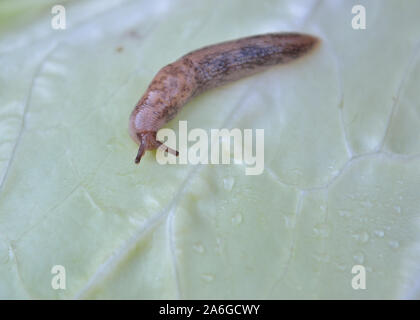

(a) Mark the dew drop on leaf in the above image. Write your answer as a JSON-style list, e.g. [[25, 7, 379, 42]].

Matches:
[[388, 240, 400, 249], [313, 223, 330, 238], [231, 213, 243, 225], [374, 230, 385, 238], [353, 252, 365, 264], [201, 273, 215, 282], [223, 177, 235, 191], [192, 242, 205, 254]]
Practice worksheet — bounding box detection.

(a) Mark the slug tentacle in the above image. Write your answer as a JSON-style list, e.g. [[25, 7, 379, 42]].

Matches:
[[129, 32, 320, 164], [134, 141, 145, 164], [134, 131, 179, 163]]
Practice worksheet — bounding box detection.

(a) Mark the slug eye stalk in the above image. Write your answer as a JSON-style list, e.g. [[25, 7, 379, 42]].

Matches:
[[134, 143, 145, 164], [134, 133, 179, 164]]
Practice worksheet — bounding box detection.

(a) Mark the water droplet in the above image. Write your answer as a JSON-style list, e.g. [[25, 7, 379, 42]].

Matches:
[[292, 168, 303, 176], [201, 273, 214, 282], [336, 263, 346, 271], [314, 253, 330, 263], [388, 240, 399, 249], [359, 217, 369, 223], [193, 243, 205, 254], [374, 230, 384, 237], [361, 200, 373, 208], [339, 210, 352, 218], [8, 246, 14, 259], [284, 215, 296, 229], [352, 232, 369, 243], [353, 252, 365, 264], [394, 206, 401, 214], [231, 213, 242, 225], [215, 238, 224, 254], [223, 177, 235, 191], [360, 232, 370, 243], [313, 223, 330, 238]]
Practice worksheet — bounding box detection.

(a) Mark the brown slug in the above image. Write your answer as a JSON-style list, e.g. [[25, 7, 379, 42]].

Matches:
[[129, 32, 320, 163]]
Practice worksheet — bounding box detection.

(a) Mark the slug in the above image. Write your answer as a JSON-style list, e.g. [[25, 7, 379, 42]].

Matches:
[[129, 32, 319, 163]]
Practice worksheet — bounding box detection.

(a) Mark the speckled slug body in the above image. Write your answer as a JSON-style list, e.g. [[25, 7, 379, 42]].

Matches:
[[129, 32, 319, 163]]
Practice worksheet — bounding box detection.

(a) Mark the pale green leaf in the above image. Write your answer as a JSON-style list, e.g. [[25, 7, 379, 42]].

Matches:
[[1, 0, 420, 299]]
